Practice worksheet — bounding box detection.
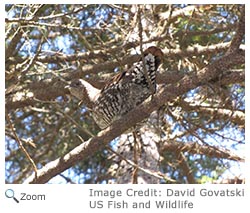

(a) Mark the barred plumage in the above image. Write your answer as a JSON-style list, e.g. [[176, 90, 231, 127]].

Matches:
[[67, 46, 163, 129]]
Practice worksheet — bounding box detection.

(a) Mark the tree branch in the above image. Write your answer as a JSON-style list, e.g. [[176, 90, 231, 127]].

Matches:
[[5, 59, 244, 112], [227, 6, 245, 54], [179, 99, 245, 127], [175, 151, 196, 184], [160, 141, 244, 162]]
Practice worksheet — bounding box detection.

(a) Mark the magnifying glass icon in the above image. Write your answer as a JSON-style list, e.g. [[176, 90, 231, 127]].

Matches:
[[5, 189, 19, 203]]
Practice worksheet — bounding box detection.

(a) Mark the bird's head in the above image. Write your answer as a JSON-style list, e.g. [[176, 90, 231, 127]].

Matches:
[[65, 79, 100, 108], [65, 79, 88, 100]]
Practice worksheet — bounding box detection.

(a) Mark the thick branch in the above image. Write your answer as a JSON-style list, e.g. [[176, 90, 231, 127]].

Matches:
[[32, 40, 229, 67], [24, 49, 244, 184], [6, 63, 244, 112], [6, 41, 230, 78], [5, 78, 67, 111]]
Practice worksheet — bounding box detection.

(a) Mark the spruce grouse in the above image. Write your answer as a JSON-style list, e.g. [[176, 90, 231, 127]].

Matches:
[[66, 46, 163, 129]]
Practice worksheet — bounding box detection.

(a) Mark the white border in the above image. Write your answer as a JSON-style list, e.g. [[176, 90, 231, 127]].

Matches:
[[1, 1, 248, 212]]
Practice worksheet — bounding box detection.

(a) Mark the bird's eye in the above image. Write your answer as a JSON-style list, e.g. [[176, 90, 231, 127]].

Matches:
[[72, 80, 81, 87], [75, 81, 80, 86]]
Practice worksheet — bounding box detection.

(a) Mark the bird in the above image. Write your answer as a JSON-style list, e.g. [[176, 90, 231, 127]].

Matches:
[[66, 46, 163, 184], [66, 46, 164, 129]]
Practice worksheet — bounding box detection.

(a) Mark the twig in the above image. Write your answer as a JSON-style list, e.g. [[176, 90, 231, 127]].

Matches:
[[106, 145, 176, 183], [160, 140, 245, 162], [76, 131, 173, 183], [175, 151, 196, 184], [6, 114, 38, 179], [227, 6, 245, 54], [132, 130, 139, 184], [55, 104, 95, 138]]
